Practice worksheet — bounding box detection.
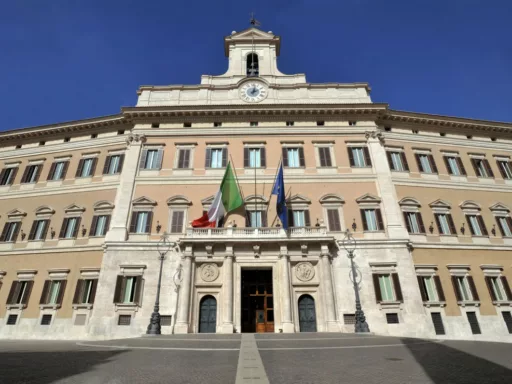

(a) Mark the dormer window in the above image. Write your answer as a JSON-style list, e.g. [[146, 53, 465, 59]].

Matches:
[[247, 53, 259, 76]]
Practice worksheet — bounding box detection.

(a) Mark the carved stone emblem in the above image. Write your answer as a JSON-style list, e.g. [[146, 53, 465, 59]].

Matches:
[[295, 262, 315, 282], [200, 263, 219, 282]]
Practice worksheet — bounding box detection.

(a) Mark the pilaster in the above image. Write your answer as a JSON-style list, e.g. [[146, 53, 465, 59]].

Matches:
[[279, 244, 294, 333], [174, 246, 193, 334], [221, 244, 234, 333], [320, 244, 340, 332]]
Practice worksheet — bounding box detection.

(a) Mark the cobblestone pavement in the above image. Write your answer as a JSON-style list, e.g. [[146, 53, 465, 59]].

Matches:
[[0, 334, 511, 383]]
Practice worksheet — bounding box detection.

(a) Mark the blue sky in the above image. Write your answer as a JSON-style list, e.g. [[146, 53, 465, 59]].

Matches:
[[1, 1, 511, 130]]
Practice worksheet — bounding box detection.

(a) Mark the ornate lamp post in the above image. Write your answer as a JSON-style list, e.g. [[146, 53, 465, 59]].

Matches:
[[340, 229, 370, 333], [146, 232, 172, 335]]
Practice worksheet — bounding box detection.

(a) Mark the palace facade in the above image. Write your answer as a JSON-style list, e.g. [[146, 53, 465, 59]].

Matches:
[[0, 28, 511, 341]]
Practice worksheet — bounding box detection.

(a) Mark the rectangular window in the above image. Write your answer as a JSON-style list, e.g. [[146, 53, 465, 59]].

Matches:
[[288, 209, 311, 228], [431, 312, 446, 335], [286, 121, 294, 126], [387, 152, 409, 172], [403, 212, 425, 234], [59, 217, 80, 239], [361, 209, 383, 231], [318, 147, 332, 167], [326, 209, 341, 232], [76, 158, 97, 178], [497, 160, 512, 179], [113, 276, 144, 305], [418, 275, 445, 302], [205, 148, 227, 169], [434, 213, 456, 235], [118, 315, 131, 325], [39, 279, 66, 306], [21, 164, 41, 184], [0, 222, 21, 242], [246, 211, 267, 228], [141, 149, 163, 170], [41, 314, 52, 325], [90, 215, 111, 237], [466, 215, 488, 237], [348, 147, 371, 167], [503, 312, 512, 334], [129, 211, 153, 234], [486, 276, 512, 302], [177, 149, 191, 169], [243, 147, 265, 168], [496, 216, 512, 237], [422, 277, 438, 301], [28, 219, 49, 241], [48, 161, 68, 181], [373, 273, 403, 303], [471, 158, 494, 178], [386, 313, 399, 324], [0, 167, 18, 186], [416, 153, 437, 174], [6, 280, 33, 305], [73, 279, 97, 305], [466, 312, 481, 334], [250, 211, 262, 228], [284, 148, 305, 168], [48, 280, 61, 304], [293, 211, 305, 227], [444, 156, 466, 176], [6, 314, 18, 325], [170, 211, 185, 233], [454, 276, 473, 301], [103, 154, 124, 175], [378, 275, 395, 301]]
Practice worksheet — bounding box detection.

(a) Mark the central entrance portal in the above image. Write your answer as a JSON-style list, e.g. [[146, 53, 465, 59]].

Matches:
[[241, 269, 274, 333]]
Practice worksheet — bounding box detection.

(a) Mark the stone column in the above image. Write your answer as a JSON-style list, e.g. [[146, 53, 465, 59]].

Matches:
[[366, 130, 409, 239], [320, 244, 339, 332], [279, 244, 294, 333], [174, 251, 193, 334], [106, 134, 145, 242], [221, 244, 234, 333]]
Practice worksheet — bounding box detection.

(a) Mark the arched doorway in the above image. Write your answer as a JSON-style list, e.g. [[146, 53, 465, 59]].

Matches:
[[298, 295, 317, 332], [199, 295, 217, 333]]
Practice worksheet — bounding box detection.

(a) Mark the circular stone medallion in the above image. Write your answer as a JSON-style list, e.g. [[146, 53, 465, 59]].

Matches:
[[200, 263, 220, 282], [295, 262, 315, 282]]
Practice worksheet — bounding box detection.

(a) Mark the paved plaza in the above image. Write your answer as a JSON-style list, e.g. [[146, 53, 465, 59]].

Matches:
[[1, 334, 512, 384]]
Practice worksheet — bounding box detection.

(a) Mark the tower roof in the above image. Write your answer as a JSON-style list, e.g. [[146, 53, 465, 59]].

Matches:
[[224, 27, 281, 57]]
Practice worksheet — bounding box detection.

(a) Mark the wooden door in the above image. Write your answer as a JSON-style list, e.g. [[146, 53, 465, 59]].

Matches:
[[298, 295, 317, 332], [199, 296, 217, 333]]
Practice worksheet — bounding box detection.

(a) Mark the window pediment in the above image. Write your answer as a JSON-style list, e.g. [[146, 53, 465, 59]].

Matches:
[[7, 209, 26, 218], [64, 204, 86, 213], [132, 196, 157, 207], [201, 195, 215, 205], [167, 195, 192, 206], [319, 194, 345, 205], [286, 194, 311, 205], [398, 197, 421, 208], [489, 203, 510, 214], [429, 199, 451, 209], [459, 200, 481, 211], [93, 201, 115, 212], [356, 193, 381, 204], [35, 206, 55, 217], [244, 195, 268, 205]]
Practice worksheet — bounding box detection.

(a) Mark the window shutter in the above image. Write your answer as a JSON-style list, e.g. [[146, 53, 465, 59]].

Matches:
[[495, 217, 505, 237], [245, 212, 251, 227], [12, 222, 21, 243], [9, 167, 18, 185], [347, 148, 355, 167], [485, 276, 497, 301], [282, 147, 288, 167], [434, 276, 446, 301], [417, 213, 426, 233], [428, 155, 438, 173], [467, 276, 479, 301], [261, 211, 268, 227], [104, 215, 111, 235], [403, 212, 412, 233], [21, 281, 33, 305], [456, 157, 466, 175], [447, 214, 457, 235], [28, 220, 38, 241], [205, 148, 212, 168], [304, 210, 311, 227], [144, 212, 153, 234], [360, 209, 368, 231], [72, 217, 81, 238], [298, 147, 305, 167], [221, 148, 228, 167], [260, 147, 266, 168], [443, 156, 452, 175], [171, 211, 184, 233], [20, 166, 30, 183], [470, 158, 479, 177], [508, 217, 512, 234], [327, 209, 341, 232], [417, 276, 428, 301], [466, 216, 475, 236], [386, 152, 393, 170], [117, 154, 125, 173], [376, 209, 384, 231], [89, 279, 98, 304], [183, 149, 190, 168], [47, 162, 57, 180], [392, 273, 404, 302], [177, 149, 185, 169], [415, 154, 423, 172], [134, 278, 144, 306], [287, 210, 294, 228], [56, 280, 67, 305], [496, 161, 507, 179], [73, 280, 84, 305], [32, 165, 41, 183], [0, 223, 9, 242], [0, 168, 6, 185], [59, 218, 68, 239], [139, 149, 148, 169], [102, 156, 111, 174], [501, 277, 512, 301], [451, 276, 462, 301], [477, 216, 488, 236], [75, 159, 85, 177], [6, 281, 19, 305], [401, 153, 410, 171], [243, 148, 249, 168], [129, 212, 138, 233], [58, 161, 68, 180], [90, 216, 98, 237], [89, 158, 98, 176], [318, 148, 326, 167], [483, 159, 494, 178], [39, 280, 51, 305], [434, 214, 442, 234], [372, 274, 382, 303], [155, 149, 163, 170], [113, 275, 124, 303], [363, 147, 372, 167]]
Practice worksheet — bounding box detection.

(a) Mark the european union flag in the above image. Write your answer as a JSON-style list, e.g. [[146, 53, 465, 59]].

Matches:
[[271, 162, 288, 230]]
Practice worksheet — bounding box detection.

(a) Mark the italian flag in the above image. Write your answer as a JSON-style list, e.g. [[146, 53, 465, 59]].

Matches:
[[191, 162, 244, 227]]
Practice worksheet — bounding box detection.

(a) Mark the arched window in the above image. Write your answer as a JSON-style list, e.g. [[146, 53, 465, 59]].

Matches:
[[247, 53, 259, 76]]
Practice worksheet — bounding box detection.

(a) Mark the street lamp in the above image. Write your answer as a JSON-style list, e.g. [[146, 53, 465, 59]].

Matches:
[[340, 229, 370, 333], [146, 232, 172, 335]]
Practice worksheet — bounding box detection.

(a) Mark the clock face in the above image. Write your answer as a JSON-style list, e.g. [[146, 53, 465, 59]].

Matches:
[[239, 82, 267, 103]]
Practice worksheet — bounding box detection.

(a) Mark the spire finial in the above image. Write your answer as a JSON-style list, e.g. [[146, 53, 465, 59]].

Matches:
[[250, 12, 261, 27]]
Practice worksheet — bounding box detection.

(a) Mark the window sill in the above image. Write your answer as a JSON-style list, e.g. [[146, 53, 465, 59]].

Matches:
[[378, 301, 402, 310], [457, 300, 480, 307], [72, 303, 94, 310], [39, 304, 61, 310], [423, 301, 446, 308], [7, 304, 26, 310], [139, 169, 160, 177], [493, 301, 512, 307], [115, 303, 140, 312]]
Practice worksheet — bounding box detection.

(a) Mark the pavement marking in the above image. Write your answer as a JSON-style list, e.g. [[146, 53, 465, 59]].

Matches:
[[138, 338, 242, 342], [255, 336, 384, 342], [76, 342, 239, 351], [235, 334, 270, 384], [258, 340, 444, 351]]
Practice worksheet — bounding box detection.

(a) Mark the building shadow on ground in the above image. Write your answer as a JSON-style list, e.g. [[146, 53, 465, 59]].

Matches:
[[0, 350, 125, 384], [401, 338, 512, 384]]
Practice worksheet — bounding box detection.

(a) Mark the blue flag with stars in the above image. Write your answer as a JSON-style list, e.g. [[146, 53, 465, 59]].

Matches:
[[271, 162, 288, 230]]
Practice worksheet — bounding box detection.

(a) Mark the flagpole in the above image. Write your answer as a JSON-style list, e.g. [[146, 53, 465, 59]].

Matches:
[[266, 156, 282, 216], [229, 155, 250, 227]]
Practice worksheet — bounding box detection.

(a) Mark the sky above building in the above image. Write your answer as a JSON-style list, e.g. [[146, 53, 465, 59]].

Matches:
[[1, 0, 511, 130]]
